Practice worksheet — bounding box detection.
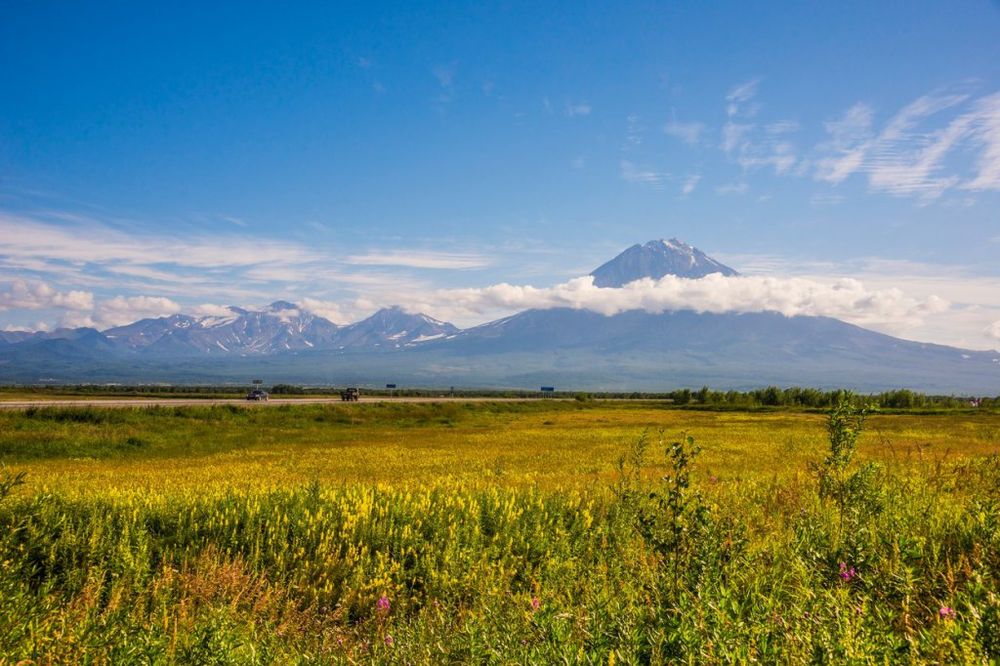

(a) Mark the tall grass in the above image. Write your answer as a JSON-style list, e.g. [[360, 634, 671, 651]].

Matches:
[[0, 401, 998, 662]]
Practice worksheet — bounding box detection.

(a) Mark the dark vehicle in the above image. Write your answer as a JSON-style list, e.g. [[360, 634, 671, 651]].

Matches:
[[340, 388, 360, 402], [246, 389, 269, 402]]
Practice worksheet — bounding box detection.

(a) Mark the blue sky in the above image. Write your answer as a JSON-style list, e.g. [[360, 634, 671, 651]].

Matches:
[[1, 1, 999, 348]]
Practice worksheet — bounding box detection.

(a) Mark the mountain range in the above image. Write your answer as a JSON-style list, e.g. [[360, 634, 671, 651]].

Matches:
[[1, 239, 997, 392]]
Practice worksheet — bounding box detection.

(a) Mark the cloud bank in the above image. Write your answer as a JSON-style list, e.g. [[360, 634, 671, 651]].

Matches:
[[403, 274, 950, 331], [2, 273, 952, 342], [0, 280, 182, 329], [0, 279, 93, 313]]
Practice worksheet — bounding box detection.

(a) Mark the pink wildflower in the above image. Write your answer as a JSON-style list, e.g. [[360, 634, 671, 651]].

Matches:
[[384, 634, 394, 647], [530, 596, 541, 611], [838, 562, 857, 582], [939, 606, 956, 620], [376, 595, 391, 613]]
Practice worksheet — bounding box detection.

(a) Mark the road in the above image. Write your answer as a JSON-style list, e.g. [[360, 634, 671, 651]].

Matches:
[[0, 396, 570, 410]]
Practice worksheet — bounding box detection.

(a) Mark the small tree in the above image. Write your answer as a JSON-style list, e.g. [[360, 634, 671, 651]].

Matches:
[[616, 431, 709, 594], [814, 392, 881, 542]]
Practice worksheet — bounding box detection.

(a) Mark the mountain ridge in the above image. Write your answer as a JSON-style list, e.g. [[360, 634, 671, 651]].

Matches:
[[1, 238, 997, 391]]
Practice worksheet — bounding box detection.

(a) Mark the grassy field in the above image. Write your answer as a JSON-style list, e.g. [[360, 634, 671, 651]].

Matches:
[[1, 401, 999, 662]]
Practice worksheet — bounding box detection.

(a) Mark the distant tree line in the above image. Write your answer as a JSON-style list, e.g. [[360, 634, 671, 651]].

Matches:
[[0, 384, 995, 409], [661, 386, 998, 409]]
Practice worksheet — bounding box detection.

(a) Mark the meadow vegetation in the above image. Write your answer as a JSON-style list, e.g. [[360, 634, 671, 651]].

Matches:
[[0, 399, 998, 663]]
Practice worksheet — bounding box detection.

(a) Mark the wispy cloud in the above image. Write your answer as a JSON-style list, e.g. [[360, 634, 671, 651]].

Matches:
[[959, 93, 1000, 191], [431, 63, 457, 106], [345, 250, 489, 269], [814, 90, 1000, 200], [0, 213, 317, 271], [566, 101, 591, 117], [721, 79, 799, 175], [681, 174, 701, 195], [625, 114, 643, 146], [0, 211, 459, 317], [620, 160, 668, 187], [432, 64, 455, 89], [719, 79, 801, 175], [664, 120, 705, 145], [814, 102, 874, 183], [726, 78, 761, 111], [220, 215, 246, 227], [716, 182, 748, 195], [809, 193, 845, 206]]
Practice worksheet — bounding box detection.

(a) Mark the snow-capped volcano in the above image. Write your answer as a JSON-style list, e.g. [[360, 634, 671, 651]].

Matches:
[[100, 302, 459, 355], [331, 306, 459, 349], [590, 238, 738, 287], [104, 301, 341, 355]]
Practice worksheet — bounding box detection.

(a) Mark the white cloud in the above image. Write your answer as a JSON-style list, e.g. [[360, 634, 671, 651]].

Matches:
[[95, 295, 182, 327], [738, 140, 798, 174], [0, 280, 93, 312], [714, 253, 1000, 348], [0, 212, 459, 307], [190, 303, 235, 318], [986, 320, 1000, 340], [56, 312, 97, 329], [345, 251, 489, 270], [681, 174, 701, 195], [620, 160, 667, 187], [432, 64, 455, 88], [0, 213, 318, 271], [403, 274, 949, 333], [815, 90, 1000, 200], [719, 81, 799, 175], [810, 193, 845, 206], [664, 120, 705, 145], [566, 102, 591, 117], [727, 79, 760, 107], [716, 182, 748, 195], [220, 215, 246, 227], [299, 298, 354, 325], [815, 102, 875, 183], [625, 114, 642, 146], [721, 121, 752, 154], [961, 92, 1000, 191]]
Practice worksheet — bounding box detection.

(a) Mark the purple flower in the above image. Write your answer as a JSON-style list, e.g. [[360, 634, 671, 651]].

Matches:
[[838, 562, 857, 582], [939, 606, 956, 620], [530, 596, 541, 611], [384, 634, 394, 647], [376, 595, 391, 613]]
